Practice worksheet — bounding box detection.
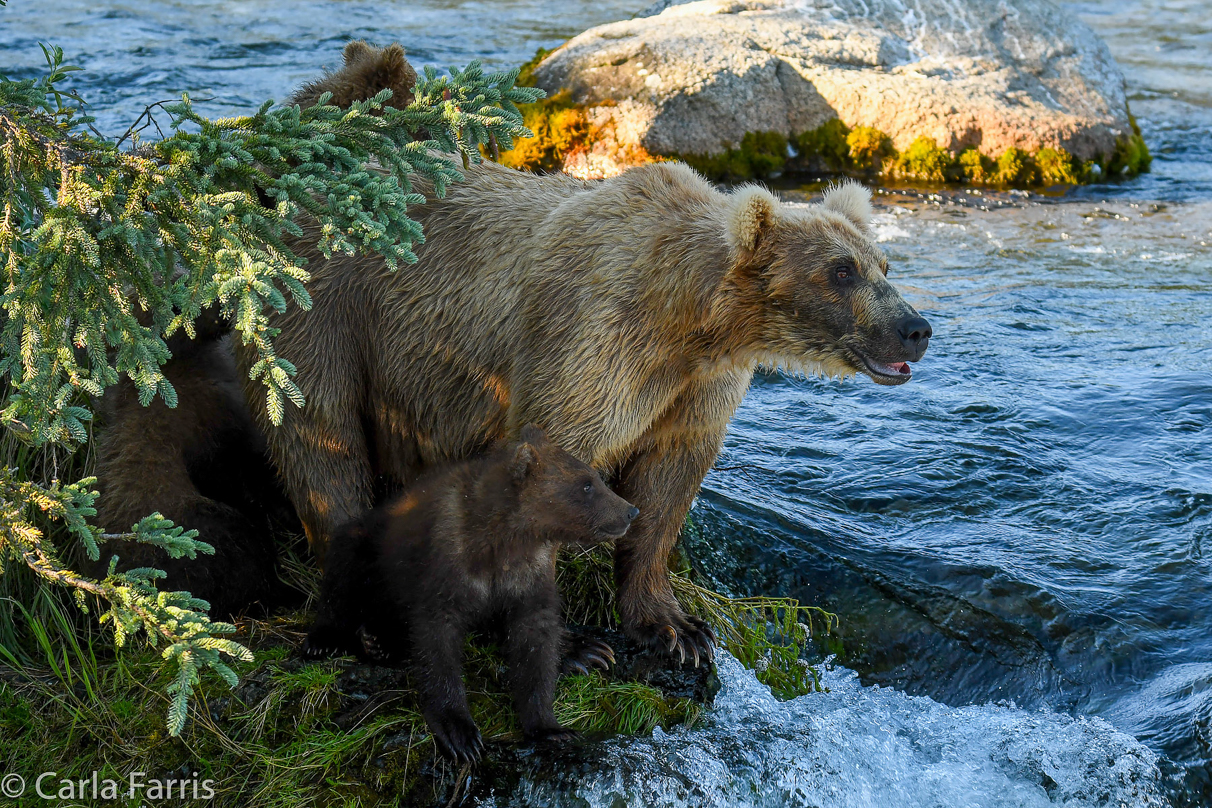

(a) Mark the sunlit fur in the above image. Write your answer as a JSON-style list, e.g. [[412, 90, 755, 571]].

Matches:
[[820, 179, 873, 232], [748, 190, 922, 383]]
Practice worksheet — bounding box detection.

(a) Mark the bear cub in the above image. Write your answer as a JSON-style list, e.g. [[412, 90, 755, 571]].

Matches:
[[303, 424, 639, 763]]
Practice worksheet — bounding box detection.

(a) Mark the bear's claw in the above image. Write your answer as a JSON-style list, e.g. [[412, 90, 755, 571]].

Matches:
[[562, 636, 616, 675], [640, 616, 717, 668], [430, 712, 484, 766]]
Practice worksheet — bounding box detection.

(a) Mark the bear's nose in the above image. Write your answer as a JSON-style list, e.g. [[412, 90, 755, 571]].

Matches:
[[627, 506, 640, 522], [896, 315, 932, 361]]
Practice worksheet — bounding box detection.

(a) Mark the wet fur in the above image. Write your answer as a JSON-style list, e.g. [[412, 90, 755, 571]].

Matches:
[[304, 425, 636, 763]]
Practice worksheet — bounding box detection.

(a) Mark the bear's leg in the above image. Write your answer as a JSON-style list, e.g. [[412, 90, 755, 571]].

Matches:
[[410, 614, 483, 764], [615, 431, 731, 666], [93, 498, 280, 620], [303, 601, 364, 659], [503, 590, 575, 742], [267, 410, 375, 566], [303, 517, 378, 658]]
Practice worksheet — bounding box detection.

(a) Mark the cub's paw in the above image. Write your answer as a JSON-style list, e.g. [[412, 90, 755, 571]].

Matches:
[[632, 614, 717, 668], [528, 725, 580, 744], [428, 711, 484, 765], [302, 624, 359, 659], [561, 635, 615, 676], [356, 625, 397, 663]]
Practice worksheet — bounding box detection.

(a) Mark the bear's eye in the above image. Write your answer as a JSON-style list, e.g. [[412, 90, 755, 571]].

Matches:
[[582, 481, 594, 494], [834, 263, 857, 283]]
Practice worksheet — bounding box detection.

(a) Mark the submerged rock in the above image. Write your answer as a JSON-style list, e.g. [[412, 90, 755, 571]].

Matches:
[[526, 0, 1139, 181]]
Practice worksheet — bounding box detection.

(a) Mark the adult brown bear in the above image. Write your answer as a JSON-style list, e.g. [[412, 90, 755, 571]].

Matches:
[[241, 46, 932, 661]]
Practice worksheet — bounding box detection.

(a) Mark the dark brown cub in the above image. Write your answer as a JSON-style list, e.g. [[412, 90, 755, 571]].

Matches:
[[90, 309, 294, 618], [303, 424, 638, 764]]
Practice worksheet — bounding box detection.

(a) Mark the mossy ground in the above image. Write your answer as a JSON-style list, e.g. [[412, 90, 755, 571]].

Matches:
[[501, 49, 1151, 189], [1, 502, 833, 805]]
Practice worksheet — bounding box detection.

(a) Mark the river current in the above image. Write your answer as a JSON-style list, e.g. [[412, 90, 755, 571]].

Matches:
[[1, 1, 1209, 805]]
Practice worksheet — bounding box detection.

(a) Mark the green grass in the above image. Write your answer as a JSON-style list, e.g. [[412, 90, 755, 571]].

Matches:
[[2, 517, 833, 805]]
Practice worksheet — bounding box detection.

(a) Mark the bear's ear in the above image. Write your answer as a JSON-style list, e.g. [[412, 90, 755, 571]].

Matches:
[[510, 442, 538, 482], [519, 423, 549, 446], [821, 180, 872, 231], [342, 40, 376, 66], [726, 185, 779, 253]]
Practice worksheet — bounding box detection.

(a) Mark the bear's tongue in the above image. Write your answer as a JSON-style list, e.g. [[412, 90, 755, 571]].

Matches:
[[874, 361, 911, 375]]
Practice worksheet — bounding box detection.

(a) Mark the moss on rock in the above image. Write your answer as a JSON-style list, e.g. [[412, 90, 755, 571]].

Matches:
[[1107, 115, 1152, 177], [1035, 147, 1083, 185], [894, 136, 952, 181], [795, 118, 852, 171], [958, 147, 994, 183], [844, 126, 895, 172], [679, 130, 789, 181], [496, 89, 590, 173]]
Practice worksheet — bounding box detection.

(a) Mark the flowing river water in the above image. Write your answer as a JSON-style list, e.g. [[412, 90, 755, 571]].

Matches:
[[2, 1, 1209, 805]]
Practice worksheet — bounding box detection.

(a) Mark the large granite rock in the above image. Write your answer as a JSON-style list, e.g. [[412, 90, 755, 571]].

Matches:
[[531, 0, 1132, 177]]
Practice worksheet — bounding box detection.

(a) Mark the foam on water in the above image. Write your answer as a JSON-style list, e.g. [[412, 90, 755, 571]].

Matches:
[[497, 653, 1167, 808]]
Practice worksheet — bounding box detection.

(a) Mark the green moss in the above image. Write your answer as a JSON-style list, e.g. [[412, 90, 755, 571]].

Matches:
[[500, 56, 1152, 189], [795, 118, 852, 171], [957, 147, 993, 183], [995, 147, 1036, 185], [1107, 115, 1152, 177], [845, 126, 894, 171], [895, 136, 953, 181], [1035, 147, 1083, 185], [496, 89, 589, 173], [516, 47, 555, 89], [680, 130, 788, 181]]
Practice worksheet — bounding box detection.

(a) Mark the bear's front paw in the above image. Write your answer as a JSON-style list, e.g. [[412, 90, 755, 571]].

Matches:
[[302, 624, 359, 659], [428, 711, 484, 765], [356, 625, 398, 663], [632, 614, 717, 668]]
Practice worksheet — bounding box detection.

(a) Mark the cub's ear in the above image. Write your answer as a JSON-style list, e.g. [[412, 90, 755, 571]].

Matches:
[[342, 40, 376, 66], [519, 423, 549, 446], [511, 442, 538, 482], [726, 185, 779, 253], [821, 180, 872, 231]]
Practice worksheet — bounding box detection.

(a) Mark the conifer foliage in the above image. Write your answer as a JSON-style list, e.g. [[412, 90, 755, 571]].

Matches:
[[0, 25, 541, 735]]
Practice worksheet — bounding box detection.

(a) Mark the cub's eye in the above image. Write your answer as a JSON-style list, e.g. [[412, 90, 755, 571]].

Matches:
[[834, 263, 857, 282], [582, 482, 594, 494]]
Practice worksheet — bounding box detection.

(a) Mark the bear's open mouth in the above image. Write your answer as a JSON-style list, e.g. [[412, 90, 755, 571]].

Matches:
[[858, 354, 913, 385]]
